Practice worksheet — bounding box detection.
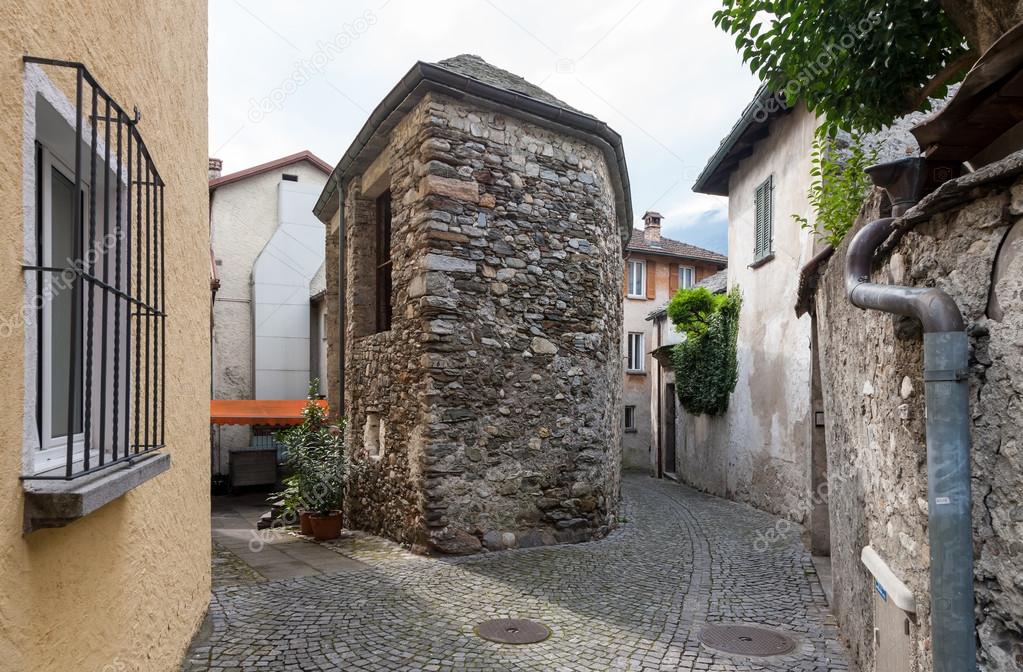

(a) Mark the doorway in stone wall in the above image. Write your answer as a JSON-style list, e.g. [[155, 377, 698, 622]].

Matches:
[[663, 383, 677, 477], [809, 312, 833, 603]]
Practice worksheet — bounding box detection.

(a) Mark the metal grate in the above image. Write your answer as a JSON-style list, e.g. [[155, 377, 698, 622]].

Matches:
[[22, 57, 166, 480], [474, 619, 551, 645], [698, 624, 797, 657]]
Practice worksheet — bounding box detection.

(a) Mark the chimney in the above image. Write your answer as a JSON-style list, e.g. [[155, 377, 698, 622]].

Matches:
[[208, 157, 223, 181], [643, 211, 663, 243]]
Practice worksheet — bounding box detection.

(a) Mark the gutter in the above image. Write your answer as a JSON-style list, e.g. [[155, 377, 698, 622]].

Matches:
[[312, 61, 633, 247], [844, 157, 975, 672]]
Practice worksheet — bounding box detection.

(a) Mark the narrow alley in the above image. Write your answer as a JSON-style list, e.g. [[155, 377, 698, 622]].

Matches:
[[183, 475, 847, 671]]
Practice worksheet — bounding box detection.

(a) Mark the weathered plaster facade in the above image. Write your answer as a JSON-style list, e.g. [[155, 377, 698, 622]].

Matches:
[[622, 223, 726, 474], [209, 156, 328, 468], [0, 3, 209, 670], [320, 56, 629, 554], [685, 99, 819, 523], [814, 158, 1023, 671]]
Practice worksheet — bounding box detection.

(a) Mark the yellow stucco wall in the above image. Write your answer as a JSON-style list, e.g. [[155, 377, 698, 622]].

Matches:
[[0, 2, 210, 671]]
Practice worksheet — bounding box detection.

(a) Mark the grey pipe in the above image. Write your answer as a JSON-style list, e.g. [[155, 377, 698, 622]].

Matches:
[[846, 217, 976, 672]]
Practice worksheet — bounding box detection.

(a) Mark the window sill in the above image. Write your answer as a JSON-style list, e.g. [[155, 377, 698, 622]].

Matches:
[[625, 428, 638, 434], [749, 253, 775, 269], [626, 370, 647, 376], [626, 295, 648, 300], [22, 452, 170, 534]]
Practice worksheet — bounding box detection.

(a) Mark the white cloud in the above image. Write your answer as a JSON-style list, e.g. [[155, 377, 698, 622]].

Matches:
[[209, 0, 758, 252]]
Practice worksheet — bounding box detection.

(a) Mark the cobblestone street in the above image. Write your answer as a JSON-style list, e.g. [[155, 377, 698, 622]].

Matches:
[[184, 475, 849, 671]]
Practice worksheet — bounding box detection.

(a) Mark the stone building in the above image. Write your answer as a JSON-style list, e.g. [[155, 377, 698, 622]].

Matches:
[[314, 55, 631, 554], [1, 2, 210, 670], [208, 151, 331, 478], [622, 214, 726, 473], [807, 158, 1023, 671]]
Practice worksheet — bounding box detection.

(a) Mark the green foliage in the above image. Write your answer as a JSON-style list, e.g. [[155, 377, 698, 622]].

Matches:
[[273, 380, 349, 516], [666, 287, 728, 339], [794, 129, 878, 246], [713, 1, 968, 134], [668, 288, 742, 416]]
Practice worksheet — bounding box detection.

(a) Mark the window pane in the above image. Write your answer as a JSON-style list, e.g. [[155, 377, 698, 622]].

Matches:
[[50, 168, 83, 439]]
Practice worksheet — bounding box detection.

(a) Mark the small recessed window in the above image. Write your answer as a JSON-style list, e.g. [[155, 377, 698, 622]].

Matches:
[[624, 406, 637, 432], [282, 173, 298, 182], [364, 412, 385, 460]]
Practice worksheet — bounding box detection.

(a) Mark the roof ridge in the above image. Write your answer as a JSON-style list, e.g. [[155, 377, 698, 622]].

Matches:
[[209, 150, 332, 190], [628, 227, 727, 261]]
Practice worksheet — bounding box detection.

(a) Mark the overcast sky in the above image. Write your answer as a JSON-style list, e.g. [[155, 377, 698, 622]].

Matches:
[[209, 0, 760, 254]]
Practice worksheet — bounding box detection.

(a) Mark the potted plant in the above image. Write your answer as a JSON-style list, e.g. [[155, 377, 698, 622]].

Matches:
[[275, 381, 348, 540]]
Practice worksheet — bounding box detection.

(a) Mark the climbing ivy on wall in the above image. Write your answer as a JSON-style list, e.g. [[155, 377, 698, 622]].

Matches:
[[667, 287, 742, 416], [794, 129, 878, 247]]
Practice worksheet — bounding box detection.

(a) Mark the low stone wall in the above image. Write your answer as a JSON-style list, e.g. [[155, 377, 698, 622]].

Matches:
[[814, 154, 1023, 671]]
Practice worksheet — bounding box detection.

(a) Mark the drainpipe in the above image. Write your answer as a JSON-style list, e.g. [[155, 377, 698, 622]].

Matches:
[[844, 157, 975, 672]]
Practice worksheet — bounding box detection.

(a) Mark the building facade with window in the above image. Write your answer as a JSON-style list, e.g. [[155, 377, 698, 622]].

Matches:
[[689, 87, 822, 526], [0, 3, 210, 671], [208, 151, 331, 480], [316, 54, 631, 554], [622, 212, 726, 472]]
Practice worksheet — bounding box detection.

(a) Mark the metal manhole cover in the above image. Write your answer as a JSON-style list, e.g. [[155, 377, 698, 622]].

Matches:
[[474, 618, 551, 644], [698, 624, 796, 657]]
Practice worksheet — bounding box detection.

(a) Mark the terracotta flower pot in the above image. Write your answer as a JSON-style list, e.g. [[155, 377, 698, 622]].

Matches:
[[309, 511, 343, 541], [298, 510, 314, 536]]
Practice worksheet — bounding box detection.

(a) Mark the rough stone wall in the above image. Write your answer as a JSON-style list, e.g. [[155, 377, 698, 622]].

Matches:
[[816, 163, 1023, 671], [342, 91, 623, 553], [343, 98, 430, 546]]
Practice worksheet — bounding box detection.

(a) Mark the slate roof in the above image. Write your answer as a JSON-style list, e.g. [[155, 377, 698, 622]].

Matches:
[[697, 269, 728, 293], [433, 54, 584, 114], [626, 229, 727, 265]]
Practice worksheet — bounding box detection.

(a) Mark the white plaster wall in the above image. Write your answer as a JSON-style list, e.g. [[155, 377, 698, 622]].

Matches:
[[252, 179, 324, 398], [677, 104, 818, 522], [725, 103, 816, 519], [622, 284, 658, 472], [209, 160, 326, 463]]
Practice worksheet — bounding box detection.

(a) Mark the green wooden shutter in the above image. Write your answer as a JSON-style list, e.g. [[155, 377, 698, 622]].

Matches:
[[754, 176, 773, 260]]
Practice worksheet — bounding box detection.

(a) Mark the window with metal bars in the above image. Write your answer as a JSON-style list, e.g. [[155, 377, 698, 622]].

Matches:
[[754, 175, 774, 262], [375, 191, 392, 332], [22, 57, 166, 480]]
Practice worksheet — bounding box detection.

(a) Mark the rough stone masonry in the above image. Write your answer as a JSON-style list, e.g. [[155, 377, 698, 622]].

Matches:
[[812, 152, 1023, 671], [316, 55, 630, 555]]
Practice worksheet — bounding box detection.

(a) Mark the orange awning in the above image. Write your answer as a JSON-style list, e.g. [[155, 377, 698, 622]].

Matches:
[[210, 399, 327, 426]]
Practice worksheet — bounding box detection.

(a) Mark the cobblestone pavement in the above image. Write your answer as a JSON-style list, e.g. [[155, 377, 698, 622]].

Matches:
[[184, 475, 850, 671]]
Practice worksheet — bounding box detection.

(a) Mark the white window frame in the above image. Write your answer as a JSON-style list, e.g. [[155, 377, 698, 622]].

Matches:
[[23, 65, 130, 476], [627, 260, 646, 298], [624, 405, 636, 432], [679, 265, 695, 290], [626, 332, 644, 372], [37, 150, 87, 472]]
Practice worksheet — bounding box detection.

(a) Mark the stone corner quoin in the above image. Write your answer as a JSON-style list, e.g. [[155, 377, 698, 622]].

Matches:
[[337, 88, 625, 556]]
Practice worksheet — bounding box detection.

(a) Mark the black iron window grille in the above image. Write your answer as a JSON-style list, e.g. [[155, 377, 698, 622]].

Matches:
[[22, 57, 166, 480]]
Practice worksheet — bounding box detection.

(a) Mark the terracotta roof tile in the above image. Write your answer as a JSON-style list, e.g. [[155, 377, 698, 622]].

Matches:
[[625, 229, 727, 265]]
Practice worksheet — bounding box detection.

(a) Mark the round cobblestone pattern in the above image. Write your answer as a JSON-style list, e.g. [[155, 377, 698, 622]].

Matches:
[[184, 475, 850, 671]]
